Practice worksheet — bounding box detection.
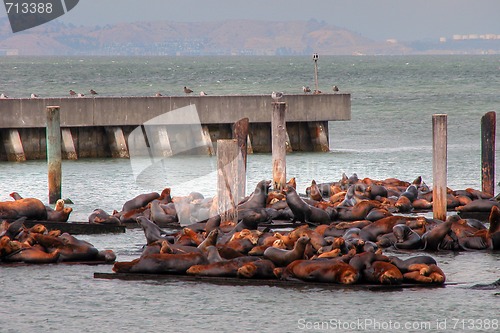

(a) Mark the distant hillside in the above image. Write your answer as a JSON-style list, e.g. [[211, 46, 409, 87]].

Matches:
[[0, 18, 410, 56]]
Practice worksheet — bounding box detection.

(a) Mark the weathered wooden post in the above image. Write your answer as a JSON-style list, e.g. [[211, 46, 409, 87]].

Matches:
[[46, 106, 62, 204], [272, 102, 287, 191], [217, 139, 240, 224], [481, 111, 496, 196], [432, 114, 447, 221], [232, 118, 249, 202]]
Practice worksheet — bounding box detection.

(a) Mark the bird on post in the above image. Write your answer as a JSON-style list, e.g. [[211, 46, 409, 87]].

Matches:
[[271, 91, 283, 102], [155, 92, 163, 97], [90, 89, 98, 95], [184, 86, 193, 94], [333, 85, 339, 92], [0, 93, 8, 99], [302, 86, 311, 93], [69, 89, 76, 96], [30, 93, 39, 98]]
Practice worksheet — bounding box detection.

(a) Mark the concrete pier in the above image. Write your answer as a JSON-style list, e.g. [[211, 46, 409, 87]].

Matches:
[[0, 94, 351, 160]]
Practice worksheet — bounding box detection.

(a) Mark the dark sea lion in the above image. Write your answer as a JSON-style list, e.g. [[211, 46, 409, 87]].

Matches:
[[204, 245, 225, 263], [0, 198, 48, 220], [45, 199, 72, 222], [121, 192, 160, 212], [232, 209, 269, 231], [458, 235, 489, 250], [263, 235, 310, 267], [348, 251, 390, 273], [365, 208, 392, 221], [113, 252, 207, 274], [136, 216, 173, 245], [119, 207, 147, 224], [237, 259, 276, 279], [2, 246, 61, 264], [361, 216, 408, 242], [237, 180, 271, 211], [366, 184, 388, 200], [470, 278, 500, 290], [388, 255, 437, 273], [285, 186, 331, 224], [392, 224, 422, 250], [395, 195, 413, 213], [88, 209, 121, 224], [280, 260, 359, 284], [57, 233, 101, 261], [197, 229, 219, 252], [421, 219, 454, 251], [0, 217, 27, 239], [186, 256, 259, 277], [455, 199, 500, 212], [337, 200, 381, 221]]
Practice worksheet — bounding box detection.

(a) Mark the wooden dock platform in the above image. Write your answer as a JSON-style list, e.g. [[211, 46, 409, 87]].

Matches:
[[22, 220, 126, 234]]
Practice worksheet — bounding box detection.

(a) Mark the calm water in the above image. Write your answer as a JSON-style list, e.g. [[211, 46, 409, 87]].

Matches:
[[1, 55, 499, 332]]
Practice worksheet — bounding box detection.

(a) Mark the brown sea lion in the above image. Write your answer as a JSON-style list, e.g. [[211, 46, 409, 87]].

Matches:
[[46, 199, 72, 222], [421, 219, 455, 251], [113, 252, 207, 274], [2, 245, 61, 264], [186, 256, 259, 277], [237, 180, 271, 211], [285, 186, 331, 225], [263, 235, 310, 267], [363, 261, 403, 285], [121, 192, 160, 212], [404, 263, 446, 284], [237, 259, 276, 279], [150, 200, 178, 225], [392, 225, 422, 250], [388, 255, 437, 273], [88, 209, 121, 224], [279, 260, 359, 285], [0, 198, 48, 220]]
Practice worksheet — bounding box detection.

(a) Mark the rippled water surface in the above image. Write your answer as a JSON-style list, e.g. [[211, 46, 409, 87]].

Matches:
[[1, 55, 500, 332]]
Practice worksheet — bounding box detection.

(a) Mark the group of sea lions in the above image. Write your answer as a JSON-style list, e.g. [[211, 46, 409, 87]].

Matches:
[[0, 217, 116, 264], [114, 177, 488, 285]]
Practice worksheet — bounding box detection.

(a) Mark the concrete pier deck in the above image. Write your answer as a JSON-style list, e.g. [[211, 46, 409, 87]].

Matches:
[[0, 93, 350, 161]]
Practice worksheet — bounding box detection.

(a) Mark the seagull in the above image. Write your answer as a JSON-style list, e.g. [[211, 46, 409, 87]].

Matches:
[[271, 91, 283, 102], [199, 91, 207, 96], [184, 86, 193, 94], [313, 90, 322, 95], [155, 92, 163, 97], [90, 89, 98, 95], [30, 93, 39, 98], [0, 93, 8, 99], [77, 93, 85, 98], [302, 86, 311, 93], [69, 90, 76, 96], [333, 85, 339, 92]]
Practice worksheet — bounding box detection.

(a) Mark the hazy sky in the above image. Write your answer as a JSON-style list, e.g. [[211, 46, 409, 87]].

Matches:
[[4, 0, 500, 41]]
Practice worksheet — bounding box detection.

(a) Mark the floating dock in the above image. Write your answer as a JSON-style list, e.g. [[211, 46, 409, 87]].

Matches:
[[0, 94, 350, 161], [22, 220, 126, 234]]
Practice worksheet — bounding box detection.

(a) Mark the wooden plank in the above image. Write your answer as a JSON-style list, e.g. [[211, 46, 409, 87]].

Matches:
[[217, 139, 240, 224], [272, 102, 287, 191], [46, 106, 62, 204], [481, 111, 496, 196], [432, 114, 447, 221], [232, 118, 249, 202], [93, 272, 453, 290]]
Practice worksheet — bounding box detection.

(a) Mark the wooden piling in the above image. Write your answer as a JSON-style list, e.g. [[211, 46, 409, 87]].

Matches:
[[481, 111, 496, 196], [46, 106, 62, 204], [217, 139, 241, 224], [432, 114, 447, 221], [201, 125, 215, 156], [272, 102, 287, 191], [232, 118, 249, 201]]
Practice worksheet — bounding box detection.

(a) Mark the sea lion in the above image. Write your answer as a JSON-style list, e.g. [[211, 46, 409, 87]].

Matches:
[[46, 199, 72, 222], [285, 186, 331, 225], [237, 180, 271, 211], [237, 259, 276, 279], [150, 200, 178, 225], [0, 217, 27, 239], [136, 216, 174, 245], [279, 260, 359, 285], [88, 209, 121, 224], [113, 252, 207, 274], [0, 198, 48, 220], [363, 261, 403, 285], [186, 256, 259, 277], [403, 263, 446, 284], [455, 199, 500, 212], [421, 219, 454, 251], [197, 229, 219, 252], [392, 224, 422, 250], [2, 245, 61, 264], [263, 235, 310, 267], [361, 216, 409, 242], [388, 255, 437, 273]]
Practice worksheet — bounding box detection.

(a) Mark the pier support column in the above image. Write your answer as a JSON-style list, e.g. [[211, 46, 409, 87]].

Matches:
[[217, 139, 241, 224], [61, 128, 78, 160], [145, 126, 173, 157], [201, 125, 215, 156], [247, 134, 254, 154], [46, 106, 62, 204], [105, 127, 129, 158], [3, 129, 26, 162], [432, 114, 447, 221], [285, 131, 293, 153], [272, 102, 287, 191], [232, 118, 249, 202], [308, 121, 330, 152]]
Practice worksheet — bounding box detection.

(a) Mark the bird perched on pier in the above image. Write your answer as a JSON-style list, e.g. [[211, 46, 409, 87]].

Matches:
[[77, 93, 85, 98], [332, 85, 339, 92], [199, 91, 208, 96], [271, 91, 283, 102], [184, 86, 193, 94], [69, 89, 76, 96], [302, 86, 311, 93], [0, 93, 8, 99], [155, 92, 163, 97], [90, 89, 98, 95], [30, 93, 39, 98]]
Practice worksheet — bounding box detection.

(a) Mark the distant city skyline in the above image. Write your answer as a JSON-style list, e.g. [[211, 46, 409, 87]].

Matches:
[[44, 0, 500, 41]]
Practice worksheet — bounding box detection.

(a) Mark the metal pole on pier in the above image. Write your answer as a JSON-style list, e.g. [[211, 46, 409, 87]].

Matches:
[[313, 53, 319, 94], [481, 111, 496, 196], [46, 106, 62, 204], [432, 114, 448, 221], [272, 102, 287, 191], [217, 139, 241, 224]]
